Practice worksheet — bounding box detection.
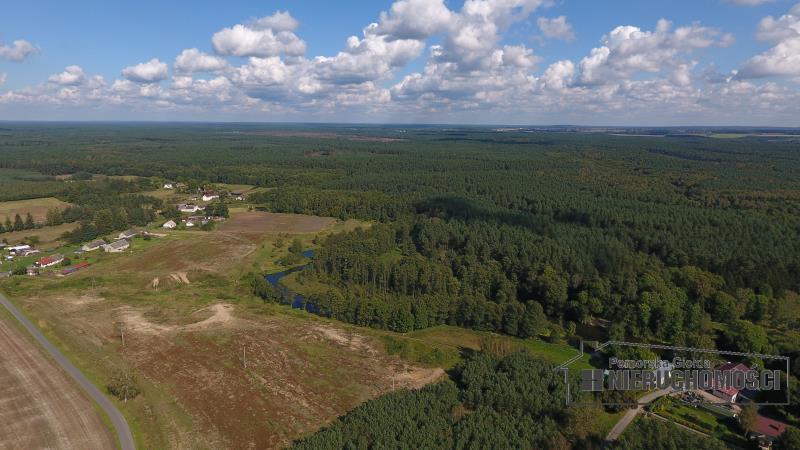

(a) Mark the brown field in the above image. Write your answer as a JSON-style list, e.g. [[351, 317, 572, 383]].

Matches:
[[0, 197, 72, 223], [220, 211, 335, 235], [1, 222, 79, 246], [0, 311, 115, 449], [0, 213, 435, 448]]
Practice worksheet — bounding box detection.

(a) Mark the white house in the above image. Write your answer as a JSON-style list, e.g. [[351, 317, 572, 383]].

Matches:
[[178, 204, 205, 213], [162, 220, 177, 229], [103, 239, 130, 253], [7, 244, 31, 255], [163, 183, 174, 189], [81, 239, 106, 252], [36, 254, 64, 268], [201, 192, 219, 202]]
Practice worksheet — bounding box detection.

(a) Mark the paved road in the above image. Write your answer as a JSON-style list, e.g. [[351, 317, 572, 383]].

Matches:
[[605, 388, 673, 441], [0, 292, 136, 450]]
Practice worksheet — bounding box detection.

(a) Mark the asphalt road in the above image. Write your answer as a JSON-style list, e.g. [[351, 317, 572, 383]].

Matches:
[[605, 388, 673, 441], [0, 292, 136, 450]]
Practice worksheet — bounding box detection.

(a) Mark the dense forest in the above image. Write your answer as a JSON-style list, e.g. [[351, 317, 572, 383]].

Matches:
[[1, 123, 799, 431], [293, 350, 730, 450]]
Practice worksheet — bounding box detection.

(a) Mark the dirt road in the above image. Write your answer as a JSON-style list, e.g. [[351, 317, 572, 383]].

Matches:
[[0, 292, 133, 450], [605, 388, 673, 441]]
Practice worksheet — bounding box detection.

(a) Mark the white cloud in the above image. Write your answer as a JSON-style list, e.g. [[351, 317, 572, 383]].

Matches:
[[122, 59, 169, 83], [727, 0, 774, 5], [537, 16, 576, 41], [374, 0, 453, 39], [174, 48, 229, 73], [252, 11, 299, 32], [212, 12, 306, 57], [0, 73, 6, 86], [577, 20, 732, 85], [48, 65, 86, 86], [0, 39, 38, 62], [739, 4, 800, 78]]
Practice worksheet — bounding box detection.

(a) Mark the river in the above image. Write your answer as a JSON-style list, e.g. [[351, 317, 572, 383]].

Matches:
[[265, 249, 317, 311]]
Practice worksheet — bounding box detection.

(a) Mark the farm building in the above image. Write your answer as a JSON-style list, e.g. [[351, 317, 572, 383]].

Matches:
[[202, 191, 219, 202], [81, 239, 107, 252], [104, 239, 130, 253], [119, 229, 140, 240], [178, 203, 205, 213], [36, 254, 65, 268], [27, 266, 39, 276], [21, 249, 41, 257], [163, 220, 177, 229], [59, 262, 90, 277], [163, 183, 174, 189], [7, 244, 31, 255]]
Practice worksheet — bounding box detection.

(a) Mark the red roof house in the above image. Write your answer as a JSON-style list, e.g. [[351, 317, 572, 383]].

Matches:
[[711, 362, 750, 402]]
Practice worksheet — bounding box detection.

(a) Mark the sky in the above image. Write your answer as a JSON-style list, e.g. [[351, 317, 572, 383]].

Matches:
[[1, 0, 799, 125]]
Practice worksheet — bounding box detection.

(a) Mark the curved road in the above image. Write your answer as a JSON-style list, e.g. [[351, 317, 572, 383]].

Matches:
[[605, 387, 673, 441], [0, 292, 136, 450]]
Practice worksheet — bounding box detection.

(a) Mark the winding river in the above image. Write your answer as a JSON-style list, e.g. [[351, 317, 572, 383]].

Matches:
[[265, 249, 317, 311]]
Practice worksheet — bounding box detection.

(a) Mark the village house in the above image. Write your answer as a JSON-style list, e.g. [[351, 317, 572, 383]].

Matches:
[[103, 239, 130, 253], [7, 244, 31, 255], [36, 254, 65, 268], [162, 220, 177, 229], [748, 415, 787, 449], [20, 249, 40, 257], [178, 203, 205, 213], [27, 266, 39, 276], [711, 362, 750, 403], [118, 229, 139, 240], [163, 183, 174, 189], [201, 191, 219, 202], [81, 239, 107, 252]]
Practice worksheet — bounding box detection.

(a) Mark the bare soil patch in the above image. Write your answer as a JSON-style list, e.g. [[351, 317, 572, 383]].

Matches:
[[0, 313, 115, 449], [0, 197, 72, 222], [221, 211, 335, 235]]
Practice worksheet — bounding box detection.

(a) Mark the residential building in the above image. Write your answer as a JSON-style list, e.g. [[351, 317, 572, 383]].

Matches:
[[711, 362, 750, 402], [81, 239, 107, 252], [163, 220, 177, 229], [104, 239, 130, 253], [36, 254, 65, 268], [119, 229, 139, 240]]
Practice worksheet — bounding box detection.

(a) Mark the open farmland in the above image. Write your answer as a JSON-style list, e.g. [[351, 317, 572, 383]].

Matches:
[[0, 310, 116, 449], [0, 211, 441, 448], [220, 211, 336, 235], [0, 197, 71, 223]]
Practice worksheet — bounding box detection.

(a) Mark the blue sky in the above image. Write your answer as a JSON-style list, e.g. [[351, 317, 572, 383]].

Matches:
[[1, 0, 799, 125]]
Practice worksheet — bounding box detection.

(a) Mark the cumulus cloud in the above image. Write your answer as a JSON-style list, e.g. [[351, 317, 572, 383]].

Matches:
[[48, 65, 86, 86], [0, 73, 6, 86], [252, 11, 299, 32], [537, 16, 576, 41], [374, 0, 453, 39], [212, 11, 306, 57], [0, 39, 38, 62], [577, 19, 733, 85], [174, 48, 229, 73], [739, 4, 800, 78], [122, 59, 169, 83], [4, 1, 800, 124]]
